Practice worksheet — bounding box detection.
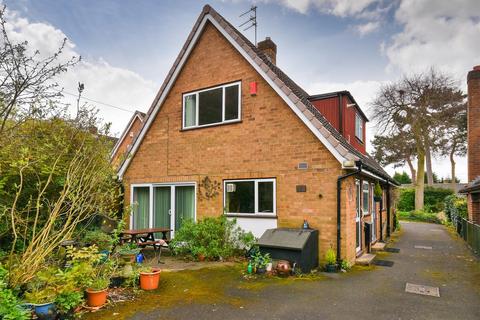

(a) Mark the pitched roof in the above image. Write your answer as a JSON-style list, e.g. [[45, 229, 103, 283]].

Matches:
[[117, 5, 396, 185], [110, 110, 145, 159], [459, 176, 480, 194]]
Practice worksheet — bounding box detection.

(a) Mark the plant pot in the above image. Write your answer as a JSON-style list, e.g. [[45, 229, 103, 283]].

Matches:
[[276, 260, 291, 276], [120, 253, 137, 264], [110, 276, 125, 288], [33, 302, 57, 320], [325, 264, 337, 273], [85, 288, 108, 307], [256, 267, 266, 274], [197, 254, 206, 262], [139, 269, 161, 290]]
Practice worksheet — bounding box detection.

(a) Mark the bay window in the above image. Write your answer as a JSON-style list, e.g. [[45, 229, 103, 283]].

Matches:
[[224, 179, 276, 215], [183, 82, 241, 129]]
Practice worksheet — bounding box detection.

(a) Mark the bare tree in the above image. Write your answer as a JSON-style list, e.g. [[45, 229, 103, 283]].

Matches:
[[372, 68, 464, 210], [0, 5, 79, 138]]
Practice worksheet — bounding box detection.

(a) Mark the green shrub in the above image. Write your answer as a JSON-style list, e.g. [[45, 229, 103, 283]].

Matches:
[[444, 194, 467, 221], [397, 187, 454, 212], [325, 248, 336, 265], [0, 265, 29, 320], [82, 229, 115, 251], [170, 216, 255, 261], [397, 210, 441, 224]]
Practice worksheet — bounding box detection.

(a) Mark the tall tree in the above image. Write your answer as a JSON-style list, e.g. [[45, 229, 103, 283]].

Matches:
[[0, 5, 78, 138], [440, 108, 467, 190], [372, 132, 417, 184], [372, 68, 464, 210]]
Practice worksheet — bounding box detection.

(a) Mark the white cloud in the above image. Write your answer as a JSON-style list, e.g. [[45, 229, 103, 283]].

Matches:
[[262, 0, 379, 16], [355, 21, 380, 36], [385, 0, 480, 81], [3, 7, 158, 136]]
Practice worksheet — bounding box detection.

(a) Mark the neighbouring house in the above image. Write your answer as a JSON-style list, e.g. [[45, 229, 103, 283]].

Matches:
[[459, 66, 480, 224], [111, 111, 146, 166], [115, 5, 398, 264]]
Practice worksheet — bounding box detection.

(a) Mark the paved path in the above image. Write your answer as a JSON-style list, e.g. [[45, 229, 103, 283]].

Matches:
[[123, 222, 480, 320]]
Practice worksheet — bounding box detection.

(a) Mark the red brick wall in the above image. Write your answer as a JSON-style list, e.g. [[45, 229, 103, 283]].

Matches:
[[468, 67, 480, 182], [112, 116, 143, 166]]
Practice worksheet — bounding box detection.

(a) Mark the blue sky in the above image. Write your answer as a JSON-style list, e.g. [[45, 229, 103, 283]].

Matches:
[[3, 0, 480, 181]]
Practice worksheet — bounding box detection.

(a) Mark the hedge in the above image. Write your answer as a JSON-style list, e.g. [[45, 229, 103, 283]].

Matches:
[[444, 194, 467, 221], [397, 187, 454, 212]]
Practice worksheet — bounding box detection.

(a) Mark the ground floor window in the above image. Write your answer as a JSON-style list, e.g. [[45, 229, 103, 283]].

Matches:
[[224, 179, 276, 215], [362, 181, 370, 215], [131, 183, 196, 236]]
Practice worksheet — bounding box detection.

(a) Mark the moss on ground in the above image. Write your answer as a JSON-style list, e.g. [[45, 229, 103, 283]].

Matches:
[[81, 263, 332, 319]]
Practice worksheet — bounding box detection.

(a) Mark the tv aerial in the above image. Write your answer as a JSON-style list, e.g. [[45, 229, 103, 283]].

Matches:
[[239, 5, 257, 45]]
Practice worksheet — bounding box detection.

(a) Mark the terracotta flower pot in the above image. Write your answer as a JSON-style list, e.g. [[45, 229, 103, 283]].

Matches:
[[85, 288, 108, 307], [140, 269, 161, 290], [276, 260, 291, 276], [197, 254, 206, 262]]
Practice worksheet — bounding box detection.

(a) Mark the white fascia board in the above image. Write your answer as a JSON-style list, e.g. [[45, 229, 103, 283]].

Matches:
[[118, 14, 346, 179]]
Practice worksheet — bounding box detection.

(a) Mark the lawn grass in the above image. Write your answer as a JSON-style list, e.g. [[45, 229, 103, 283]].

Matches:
[[397, 210, 442, 224]]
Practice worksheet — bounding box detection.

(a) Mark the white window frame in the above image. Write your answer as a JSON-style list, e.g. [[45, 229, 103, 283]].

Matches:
[[362, 181, 370, 216], [182, 81, 242, 129], [355, 113, 363, 142], [223, 178, 276, 217], [130, 182, 197, 238]]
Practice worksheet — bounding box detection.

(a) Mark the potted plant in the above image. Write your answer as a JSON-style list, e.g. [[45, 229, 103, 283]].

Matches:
[[25, 288, 57, 320], [117, 243, 141, 264], [138, 266, 161, 290], [194, 247, 208, 261], [85, 277, 109, 307], [324, 248, 337, 272], [374, 182, 383, 202], [250, 250, 271, 274]]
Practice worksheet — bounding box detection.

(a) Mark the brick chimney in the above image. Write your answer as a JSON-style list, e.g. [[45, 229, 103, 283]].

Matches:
[[468, 65, 480, 182], [257, 37, 277, 65]]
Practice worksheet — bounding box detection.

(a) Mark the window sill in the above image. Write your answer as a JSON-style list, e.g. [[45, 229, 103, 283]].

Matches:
[[224, 213, 277, 219], [180, 120, 242, 132]]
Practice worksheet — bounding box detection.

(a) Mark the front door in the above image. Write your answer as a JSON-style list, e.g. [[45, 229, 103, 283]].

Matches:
[[370, 184, 376, 242], [355, 180, 361, 252]]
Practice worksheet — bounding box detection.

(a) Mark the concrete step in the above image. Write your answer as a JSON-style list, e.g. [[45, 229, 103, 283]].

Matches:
[[356, 253, 376, 266], [372, 242, 386, 252]]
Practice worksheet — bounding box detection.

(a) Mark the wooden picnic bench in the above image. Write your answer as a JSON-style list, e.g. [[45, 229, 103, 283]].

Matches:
[[119, 228, 172, 263]]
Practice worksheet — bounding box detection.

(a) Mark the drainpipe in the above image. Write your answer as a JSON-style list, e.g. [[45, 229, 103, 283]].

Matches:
[[337, 160, 362, 264], [386, 181, 391, 237]]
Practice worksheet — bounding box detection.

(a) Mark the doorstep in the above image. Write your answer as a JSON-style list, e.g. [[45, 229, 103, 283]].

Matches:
[[371, 242, 386, 252], [355, 253, 376, 266]]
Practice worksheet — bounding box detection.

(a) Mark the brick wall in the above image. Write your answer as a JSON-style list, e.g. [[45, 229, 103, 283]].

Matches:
[[122, 22, 390, 263], [112, 116, 143, 166], [467, 66, 480, 222]]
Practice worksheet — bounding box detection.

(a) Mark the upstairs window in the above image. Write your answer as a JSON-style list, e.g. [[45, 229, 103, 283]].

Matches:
[[355, 113, 363, 142], [183, 82, 241, 129]]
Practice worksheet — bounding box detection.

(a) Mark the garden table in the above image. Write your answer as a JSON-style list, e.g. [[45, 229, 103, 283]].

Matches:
[[120, 227, 171, 244]]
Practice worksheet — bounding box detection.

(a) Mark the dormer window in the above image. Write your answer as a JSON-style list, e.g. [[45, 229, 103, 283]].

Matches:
[[355, 113, 363, 142], [183, 82, 241, 129]]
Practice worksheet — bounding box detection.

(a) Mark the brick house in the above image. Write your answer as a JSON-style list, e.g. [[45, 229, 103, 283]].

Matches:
[[459, 66, 480, 223], [116, 5, 398, 264], [111, 111, 146, 166]]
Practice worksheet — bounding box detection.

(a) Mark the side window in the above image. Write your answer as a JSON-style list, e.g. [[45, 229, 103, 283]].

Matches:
[[362, 181, 369, 215], [355, 113, 363, 142]]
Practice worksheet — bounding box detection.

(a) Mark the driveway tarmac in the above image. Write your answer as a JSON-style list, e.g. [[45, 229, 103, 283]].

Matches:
[[93, 222, 480, 320]]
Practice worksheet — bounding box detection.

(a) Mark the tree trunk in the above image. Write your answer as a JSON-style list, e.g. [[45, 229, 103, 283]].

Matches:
[[406, 157, 417, 185], [415, 148, 425, 211], [425, 143, 434, 185], [450, 147, 456, 192]]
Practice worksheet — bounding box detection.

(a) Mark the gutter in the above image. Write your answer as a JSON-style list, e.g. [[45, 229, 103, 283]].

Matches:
[[336, 160, 362, 264]]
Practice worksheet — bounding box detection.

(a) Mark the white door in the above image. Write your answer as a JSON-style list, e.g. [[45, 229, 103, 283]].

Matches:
[[370, 184, 376, 242], [355, 180, 361, 252]]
